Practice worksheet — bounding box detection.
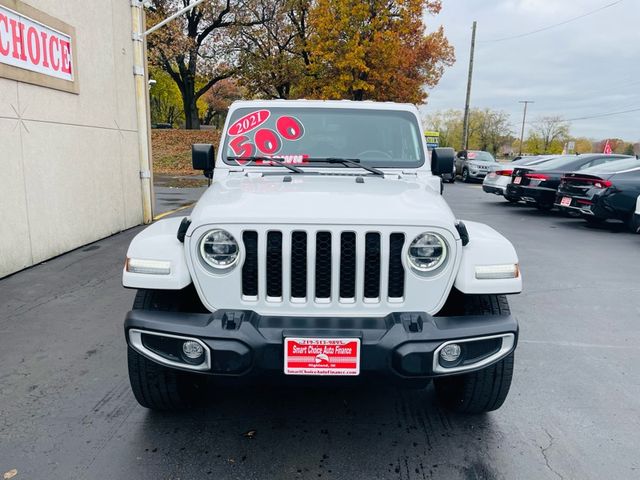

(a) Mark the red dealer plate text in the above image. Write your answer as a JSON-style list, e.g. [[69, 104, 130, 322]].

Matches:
[[284, 338, 360, 376]]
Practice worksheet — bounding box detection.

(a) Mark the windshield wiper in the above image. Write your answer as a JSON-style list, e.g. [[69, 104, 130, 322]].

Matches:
[[306, 157, 385, 176], [226, 156, 304, 174]]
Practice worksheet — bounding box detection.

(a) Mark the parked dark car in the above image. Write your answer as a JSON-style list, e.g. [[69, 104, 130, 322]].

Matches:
[[505, 154, 631, 210], [482, 155, 559, 202], [555, 157, 640, 231]]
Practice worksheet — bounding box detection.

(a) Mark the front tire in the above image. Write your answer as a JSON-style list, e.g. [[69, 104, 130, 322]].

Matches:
[[434, 294, 515, 414], [462, 168, 470, 183], [128, 347, 206, 410], [127, 289, 208, 410]]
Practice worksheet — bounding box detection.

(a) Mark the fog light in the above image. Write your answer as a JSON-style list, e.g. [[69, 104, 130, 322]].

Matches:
[[440, 343, 462, 362], [182, 341, 204, 360]]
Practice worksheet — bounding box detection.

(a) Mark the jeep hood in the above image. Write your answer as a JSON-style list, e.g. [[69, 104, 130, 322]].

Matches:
[[188, 174, 456, 228]]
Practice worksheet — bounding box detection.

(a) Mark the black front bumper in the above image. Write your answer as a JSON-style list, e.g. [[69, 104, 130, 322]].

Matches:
[[125, 309, 518, 379]]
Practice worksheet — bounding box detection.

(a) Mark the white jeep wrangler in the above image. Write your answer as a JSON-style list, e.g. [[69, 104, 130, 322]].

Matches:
[[123, 100, 522, 413]]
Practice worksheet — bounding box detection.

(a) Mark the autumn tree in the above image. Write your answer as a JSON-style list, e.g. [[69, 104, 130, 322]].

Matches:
[[147, 0, 269, 129], [236, 0, 311, 98], [149, 67, 185, 126], [424, 108, 512, 153], [624, 143, 636, 156], [531, 116, 570, 153], [302, 0, 454, 102], [472, 108, 512, 155], [201, 78, 244, 127], [570, 137, 593, 154], [424, 109, 463, 149]]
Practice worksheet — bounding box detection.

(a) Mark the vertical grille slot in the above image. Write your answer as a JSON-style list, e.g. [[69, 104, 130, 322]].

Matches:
[[315, 231, 332, 299], [388, 233, 405, 298], [339, 232, 356, 299], [266, 231, 283, 298], [364, 233, 381, 298], [242, 231, 258, 297], [290, 231, 307, 298]]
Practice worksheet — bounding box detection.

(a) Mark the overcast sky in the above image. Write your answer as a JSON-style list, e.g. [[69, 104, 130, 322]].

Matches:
[[420, 0, 640, 141]]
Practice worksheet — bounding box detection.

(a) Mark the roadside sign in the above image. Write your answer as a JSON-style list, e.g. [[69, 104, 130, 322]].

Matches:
[[424, 131, 440, 149]]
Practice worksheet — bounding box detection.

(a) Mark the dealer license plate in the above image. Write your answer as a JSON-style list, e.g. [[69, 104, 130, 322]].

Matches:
[[560, 197, 572, 207], [513, 176, 522, 184], [284, 338, 360, 376]]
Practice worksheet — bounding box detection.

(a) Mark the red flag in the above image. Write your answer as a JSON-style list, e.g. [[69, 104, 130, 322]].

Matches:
[[603, 139, 612, 154]]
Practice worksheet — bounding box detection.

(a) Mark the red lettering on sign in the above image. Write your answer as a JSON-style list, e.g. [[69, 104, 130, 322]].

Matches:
[[229, 135, 256, 161], [0, 14, 9, 56], [49, 36, 59, 71], [39, 31, 49, 67], [254, 128, 282, 155], [60, 39, 71, 74], [26, 26, 40, 65], [276, 116, 305, 141], [228, 110, 270, 136], [0, 7, 75, 82], [9, 18, 26, 61]]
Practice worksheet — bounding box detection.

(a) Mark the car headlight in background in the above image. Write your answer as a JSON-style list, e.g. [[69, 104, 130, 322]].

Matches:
[[199, 229, 239, 269], [407, 233, 447, 272]]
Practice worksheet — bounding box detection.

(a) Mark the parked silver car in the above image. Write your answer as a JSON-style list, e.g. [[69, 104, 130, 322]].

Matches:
[[455, 150, 500, 182]]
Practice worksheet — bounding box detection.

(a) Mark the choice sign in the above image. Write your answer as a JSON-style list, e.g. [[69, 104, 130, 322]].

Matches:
[[0, 4, 74, 82]]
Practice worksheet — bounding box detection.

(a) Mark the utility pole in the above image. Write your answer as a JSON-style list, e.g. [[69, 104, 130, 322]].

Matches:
[[518, 100, 534, 156], [130, 0, 210, 223], [462, 21, 477, 151]]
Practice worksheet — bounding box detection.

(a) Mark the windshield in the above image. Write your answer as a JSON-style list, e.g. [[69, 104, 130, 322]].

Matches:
[[467, 151, 495, 162], [222, 107, 425, 168]]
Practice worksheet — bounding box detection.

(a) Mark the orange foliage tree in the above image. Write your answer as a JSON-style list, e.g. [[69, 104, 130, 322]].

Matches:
[[300, 0, 454, 102]]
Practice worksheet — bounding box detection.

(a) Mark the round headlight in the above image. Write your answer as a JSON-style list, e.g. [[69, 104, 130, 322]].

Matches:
[[199, 229, 239, 269], [408, 233, 447, 272]]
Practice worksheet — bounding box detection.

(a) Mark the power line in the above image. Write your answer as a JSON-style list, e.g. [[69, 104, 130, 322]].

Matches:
[[480, 0, 623, 43], [525, 106, 640, 124]]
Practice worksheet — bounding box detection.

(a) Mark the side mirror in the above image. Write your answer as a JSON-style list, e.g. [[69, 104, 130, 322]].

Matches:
[[431, 147, 455, 176], [192, 144, 215, 178]]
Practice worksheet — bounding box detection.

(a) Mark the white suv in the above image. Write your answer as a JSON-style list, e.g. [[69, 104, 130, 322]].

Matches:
[[122, 100, 522, 413]]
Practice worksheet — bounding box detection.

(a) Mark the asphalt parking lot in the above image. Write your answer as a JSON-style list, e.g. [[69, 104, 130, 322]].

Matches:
[[1, 180, 639, 480]]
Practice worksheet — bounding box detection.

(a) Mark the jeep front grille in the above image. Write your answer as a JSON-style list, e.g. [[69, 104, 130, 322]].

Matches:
[[241, 230, 405, 303]]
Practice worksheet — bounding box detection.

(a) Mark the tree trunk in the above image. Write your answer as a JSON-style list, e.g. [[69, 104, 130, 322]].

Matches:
[[183, 89, 200, 130]]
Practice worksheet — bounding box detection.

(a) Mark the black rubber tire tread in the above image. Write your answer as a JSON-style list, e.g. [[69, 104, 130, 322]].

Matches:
[[128, 346, 204, 410], [462, 168, 470, 183], [128, 289, 207, 410], [434, 293, 515, 414]]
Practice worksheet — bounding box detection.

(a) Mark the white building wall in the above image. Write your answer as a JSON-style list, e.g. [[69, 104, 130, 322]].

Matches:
[[0, 0, 143, 277]]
